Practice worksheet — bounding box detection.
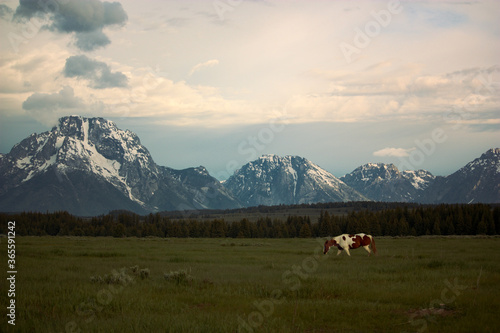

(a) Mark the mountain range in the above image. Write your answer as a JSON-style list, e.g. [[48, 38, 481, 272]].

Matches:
[[0, 116, 237, 215], [0, 116, 498, 215]]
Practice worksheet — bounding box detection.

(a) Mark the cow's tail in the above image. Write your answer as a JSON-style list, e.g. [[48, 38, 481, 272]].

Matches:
[[370, 235, 377, 255]]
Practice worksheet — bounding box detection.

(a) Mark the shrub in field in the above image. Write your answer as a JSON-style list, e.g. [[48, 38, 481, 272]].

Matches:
[[105, 269, 133, 285], [164, 269, 193, 285], [140, 268, 150, 280], [427, 260, 445, 269], [89, 275, 104, 284], [90, 268, 132, 285], [90, 265, 149, 284]]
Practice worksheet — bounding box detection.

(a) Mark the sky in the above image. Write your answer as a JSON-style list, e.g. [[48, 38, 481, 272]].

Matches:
[[0, 0, 498, 180]]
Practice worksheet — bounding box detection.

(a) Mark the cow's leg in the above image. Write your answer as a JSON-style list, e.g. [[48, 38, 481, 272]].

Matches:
[[345, 248, 351, 256], [363, 245, 371, 256], [336, 249, 342, 256]]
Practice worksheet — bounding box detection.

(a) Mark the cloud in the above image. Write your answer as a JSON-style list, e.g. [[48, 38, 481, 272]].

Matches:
[[189, 59, 219, 76], [13, 0, 128, 51], [373, 147, 415, 157], [74, 30, 111, 51], [21, 86, 85, 125], [289, 63, 500, 125], [21, 86, 104, 125], [63, 55, 128, 89], [0, 43, 74, 96], [22, 86, 84, 111], [0, 4, 13, 20]]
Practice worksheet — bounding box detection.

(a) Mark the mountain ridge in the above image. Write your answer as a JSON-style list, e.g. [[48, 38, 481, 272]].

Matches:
[[0, 116, 240, 215], [0, 116, 498, 215], [421, 148, 500, 204], [340, 163, 438, 202], [223, 154, 367, 206]]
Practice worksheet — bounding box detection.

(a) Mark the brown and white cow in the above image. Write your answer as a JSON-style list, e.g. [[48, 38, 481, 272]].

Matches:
[[323, 233, 377, 256]]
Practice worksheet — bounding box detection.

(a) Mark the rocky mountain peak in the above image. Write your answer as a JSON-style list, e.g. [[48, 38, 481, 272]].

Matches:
[[341, 163, 436, 202], [422, 148, 499, 204], [344, 163, 401, 183], [225, 154, 366, 206], [484, 148, 500, 157], [454, 147, 500, 177], [0, 116, 240, 215]]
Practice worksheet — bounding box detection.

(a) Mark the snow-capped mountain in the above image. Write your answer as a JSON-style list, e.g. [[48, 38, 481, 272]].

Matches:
[[0, 116, 240, 215], [341, 149, 500, 204], [340, 163, 437, 202], [0, 116, 498, 215], [223, 155, 367, 207], [423, 148, 500, 204]]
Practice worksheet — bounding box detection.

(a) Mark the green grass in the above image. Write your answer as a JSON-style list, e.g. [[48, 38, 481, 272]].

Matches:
[[1, 236, 499, 332]]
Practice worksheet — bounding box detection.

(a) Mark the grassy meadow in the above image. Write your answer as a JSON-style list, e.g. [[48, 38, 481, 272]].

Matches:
[[1, 236, 499, 332]]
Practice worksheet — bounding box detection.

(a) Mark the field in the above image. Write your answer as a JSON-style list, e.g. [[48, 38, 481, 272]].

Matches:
[[1, 236, 500, 332]]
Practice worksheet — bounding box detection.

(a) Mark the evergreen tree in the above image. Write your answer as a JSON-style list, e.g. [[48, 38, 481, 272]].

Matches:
[[369, 216, 381, 236], [318, 211, 332, 236], [358, 215, 370, 234], [345, 213, 359, 234], [487, 218, 496, 235], [210, 219, 226, 238], [273, 220, 288, 238], [476, 217, 487, 235], [455, 210, 465, 235], [112, 223, 126, 238], [432, 218, 441, 235], [413, 213, 424, 235], [188, 220, 201, 237], [399, 216, 410, 236], [299, 222, 312, 238], [493, 207, 500, 234], [446, 216, 455, 235], [240, 218, 251, 238], [331, 217, 342, 236], [485, 212, 496, 235], [228, 221, 241, 238], [180, 222, 190, 238]]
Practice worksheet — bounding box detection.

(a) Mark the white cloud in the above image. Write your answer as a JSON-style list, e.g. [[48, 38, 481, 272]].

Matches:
[[1, 0, 499, 130], [2, 41, 497, 129], [188, 59, 219, 76], [21, 86, 104, 125], [373, 147, 415, 157], [0, 44, 71, 94], [284, 63, 500, 125]]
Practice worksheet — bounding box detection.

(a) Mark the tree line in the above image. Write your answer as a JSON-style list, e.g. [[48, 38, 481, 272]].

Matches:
[[1, 203, 499, 238]]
